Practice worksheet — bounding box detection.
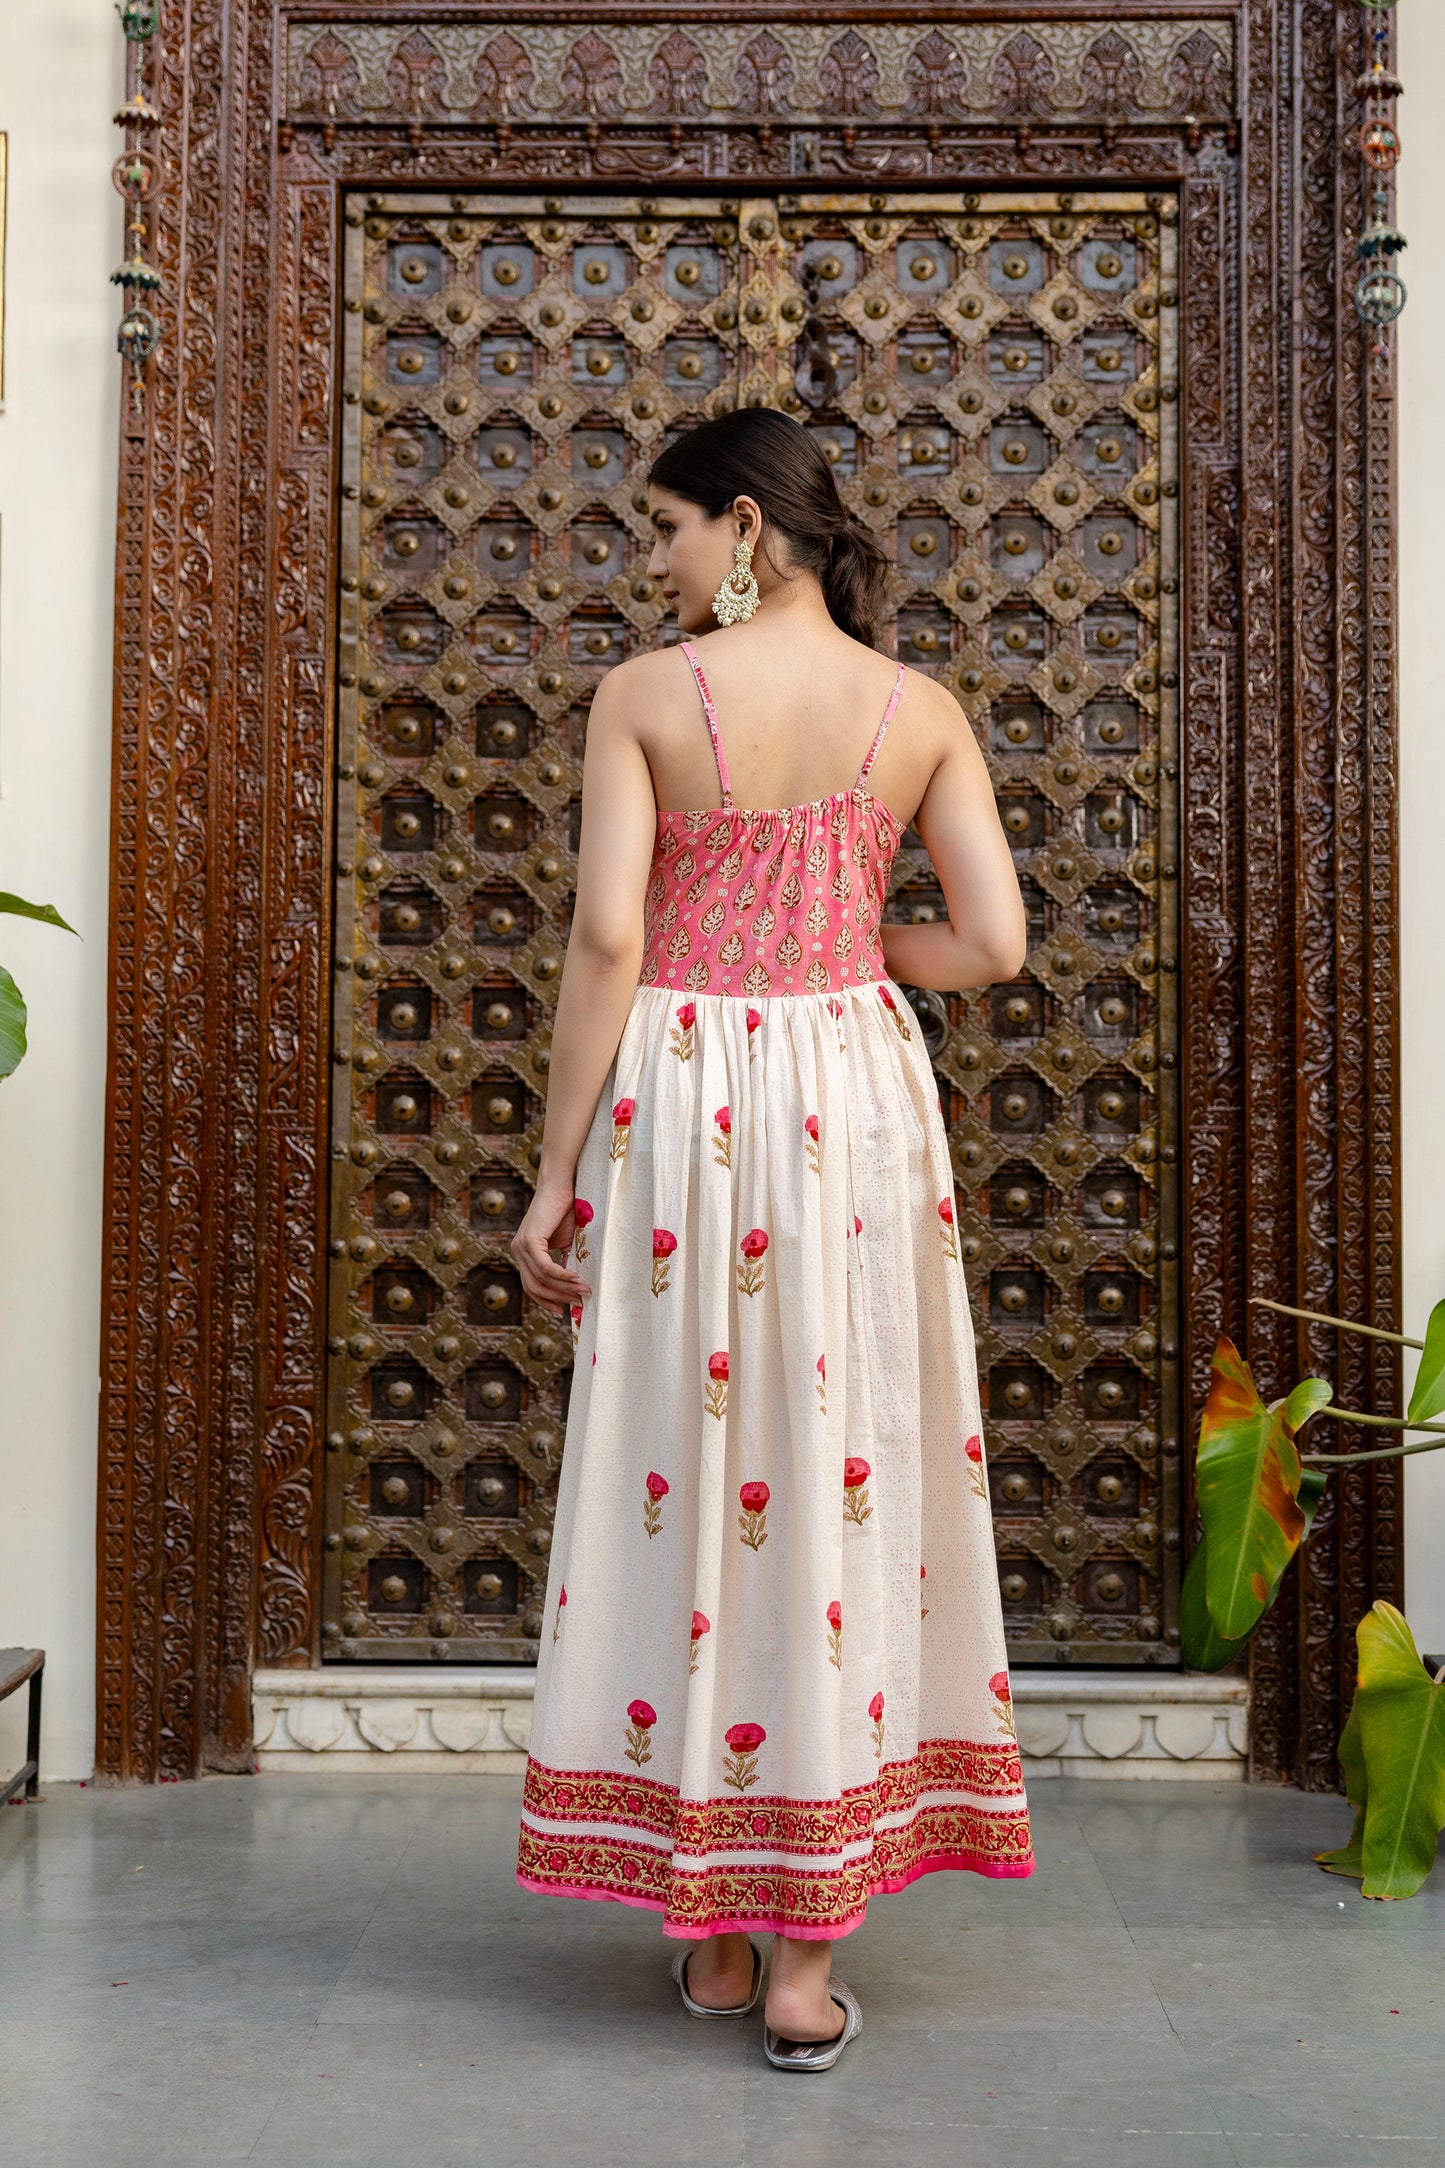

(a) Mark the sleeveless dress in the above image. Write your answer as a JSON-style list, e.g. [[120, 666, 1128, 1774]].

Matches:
[[516, 643, 1034, 1941]]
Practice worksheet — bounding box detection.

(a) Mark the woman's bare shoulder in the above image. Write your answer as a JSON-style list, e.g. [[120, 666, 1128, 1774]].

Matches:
[[586, 644, 694, 721]]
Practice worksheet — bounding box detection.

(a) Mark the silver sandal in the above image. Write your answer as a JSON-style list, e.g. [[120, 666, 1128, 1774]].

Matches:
[[763, 1978, 862, 2072], [671, 1936, 765, 2018]]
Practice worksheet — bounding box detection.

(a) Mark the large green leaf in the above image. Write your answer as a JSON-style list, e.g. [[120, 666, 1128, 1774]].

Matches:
[[0, 965, 26, 1079], [1314, 1696, 1366, 1880], [0, 892, 76, 935], [1351, 1603, 1445, 1900], [1197, 1338, 1328, 1642], [1407, 1298, 1445, 1426], [1179, 1536, 1252, 1671]]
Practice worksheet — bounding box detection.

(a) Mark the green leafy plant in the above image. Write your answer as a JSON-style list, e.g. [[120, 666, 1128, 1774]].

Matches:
[[0, 892, 78, 1078], [1181, 1297, 1445, 1898]]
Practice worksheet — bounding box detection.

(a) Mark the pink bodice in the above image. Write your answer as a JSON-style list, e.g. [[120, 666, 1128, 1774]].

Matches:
[[637, 643, 906, 1000]]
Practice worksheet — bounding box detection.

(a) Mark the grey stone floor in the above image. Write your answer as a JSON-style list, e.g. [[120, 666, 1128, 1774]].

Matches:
[[1, 1774, 1441, 2168]]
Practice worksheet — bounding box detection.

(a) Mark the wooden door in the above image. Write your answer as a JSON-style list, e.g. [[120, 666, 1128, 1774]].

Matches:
[[325, 188, 1180, 1667]]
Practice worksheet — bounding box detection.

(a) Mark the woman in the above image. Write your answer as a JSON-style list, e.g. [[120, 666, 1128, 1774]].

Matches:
[[511, 407, 1034, 2070]]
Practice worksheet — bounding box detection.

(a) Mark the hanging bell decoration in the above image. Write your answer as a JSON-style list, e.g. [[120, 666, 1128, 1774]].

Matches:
[[1352, 0, 1405, 367]]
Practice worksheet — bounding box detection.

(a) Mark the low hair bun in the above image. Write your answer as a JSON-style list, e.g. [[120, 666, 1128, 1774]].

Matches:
[[648, 409, 888, 646]]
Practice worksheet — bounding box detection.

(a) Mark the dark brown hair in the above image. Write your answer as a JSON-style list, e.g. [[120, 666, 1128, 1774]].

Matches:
[[648, 407, 888, 648]]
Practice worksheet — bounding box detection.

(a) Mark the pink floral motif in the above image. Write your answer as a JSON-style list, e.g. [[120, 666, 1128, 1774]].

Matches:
[[826, 1599, 843, 1669], [712, 1103, 732, 1169], [722, 1720, 766, 1791], [938, 1194, 958, 1260], [609, 1099, 634, 1162], [878, 982, 913, 1039], [643, 1470, 669, 1539], [669, 1002, 696, 1061], [553, 1584, 567, 1644], [738, 1479, 770, 1550], [689, 1610, 710, 1675], [624, 1699, 657, 1767], [965, 1432, 987, 1501], [652, 1227, 678, 1297], [844, 1456, 873, 1525], [737, 1226, 769, 1297], [573, 1197, 594, 1259], [920, 1562, 929, 1620], [990, 1670, 1016, 1741], [746, 1005, 762, 1052], [569, 1301, 583, 1344], [804, 1112, 821, 1175], [846, 1212, 863, 1240], [815, 1350, 827, 1416], [704, 1349, 729, 1421], [869, 1690, 886, 1759]]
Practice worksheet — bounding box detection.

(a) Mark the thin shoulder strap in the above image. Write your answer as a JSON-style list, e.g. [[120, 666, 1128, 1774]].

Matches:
[[855, 663, 907, 787], [678, 639, 732, 807]]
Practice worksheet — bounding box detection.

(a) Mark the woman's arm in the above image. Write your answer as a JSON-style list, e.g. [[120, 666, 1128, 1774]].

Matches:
[[510, 666, 658, 1313], [878, 679, 1028, 993]]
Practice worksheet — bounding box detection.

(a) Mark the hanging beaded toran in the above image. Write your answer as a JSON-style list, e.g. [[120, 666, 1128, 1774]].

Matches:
[[1354, 0, 1406, 369]]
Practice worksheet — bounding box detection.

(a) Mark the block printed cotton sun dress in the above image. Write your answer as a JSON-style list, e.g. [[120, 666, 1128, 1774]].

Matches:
[[517, 643, 1034, 1940]]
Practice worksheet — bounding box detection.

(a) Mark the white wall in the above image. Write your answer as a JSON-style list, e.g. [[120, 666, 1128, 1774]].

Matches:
[[0, 8, 1441, 1784], [1397, 8, 1445, 1660], [0, 0, 121, 1780]]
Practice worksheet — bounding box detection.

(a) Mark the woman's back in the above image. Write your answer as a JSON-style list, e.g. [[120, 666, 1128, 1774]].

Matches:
[[629, 620, 941, 830]]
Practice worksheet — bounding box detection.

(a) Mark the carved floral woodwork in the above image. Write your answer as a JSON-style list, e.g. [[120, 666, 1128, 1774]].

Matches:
[[100, 5, 1401, 1790]]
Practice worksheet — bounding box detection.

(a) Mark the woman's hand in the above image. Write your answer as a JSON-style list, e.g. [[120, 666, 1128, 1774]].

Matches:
[[510, 1175, 592, 1315]]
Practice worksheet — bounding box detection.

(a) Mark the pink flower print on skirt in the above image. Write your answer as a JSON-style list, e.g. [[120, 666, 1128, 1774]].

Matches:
[[965, 1432, 987, 1501], [877, 983, 912, 1040], [869, 1691, 886, 1760], [990, 1671, 1016, 1742], [737, 1226, 768, 1298], [843, 1457, 873, 1526], [815, 1351, 827, 1416], [712, 1103, 732, 1170], [920, 1563, 929, 1620], [738, 1479, 770, 1550], [704, 1350, 729, 1421], [572, 1197, 594, 1259], [608, 1100, 634, 1163], [722, 1721, 766, 1792], [652, 1227, 678, 1297], [938, 1194, 958, 1261], [643, 1470, 668, 1539], [689, 1611, 710, 1676], [552, 1584, 567, 1644], [804, 1113, 821, 1175], [668, 1002, 696, 1062], [745, 1005, 761, 1055], [826, 1600, 843, 1670], [569, 1301, 583, 1348], [624, 1699, 656, 1768]]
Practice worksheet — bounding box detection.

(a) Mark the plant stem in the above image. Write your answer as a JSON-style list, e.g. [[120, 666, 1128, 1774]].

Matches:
[[1302, 1435, 1445, 1467], [1248, 1296, 1424, 1351], [1309, 1406, 1445, 1436]]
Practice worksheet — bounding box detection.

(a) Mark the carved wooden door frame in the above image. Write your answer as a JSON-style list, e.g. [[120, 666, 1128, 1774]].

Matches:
[[99, 3, 1400, 1785]]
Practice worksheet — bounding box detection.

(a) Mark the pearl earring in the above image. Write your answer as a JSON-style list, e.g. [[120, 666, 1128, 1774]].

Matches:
[[712, 534, 760, 625]]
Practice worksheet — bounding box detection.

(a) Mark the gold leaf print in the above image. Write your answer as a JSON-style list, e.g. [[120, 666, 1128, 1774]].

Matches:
[[686, 873, 709, 904], [804, 958, 830, 992], [737, 877, 757, 909], [720, 849, 744, 879], [751, 904, 776, 940], [683, 959, 711, 990], [700, 900, 726, 936], [775, 932, 802, 968], [833, 924, 855, 959], [829, 866, 852, 900], [781, 872, 804, 909], [805, 897, 828, 934], [675, 850, 696, 881], [807, 839, 829, 877], [720, 931, 745, 965], [666, 926, 692, 961], [742, 960, 772, 995]]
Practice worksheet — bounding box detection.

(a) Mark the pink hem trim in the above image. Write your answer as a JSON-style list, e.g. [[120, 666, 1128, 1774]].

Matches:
[[516, 1845, 1034, 1942]]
